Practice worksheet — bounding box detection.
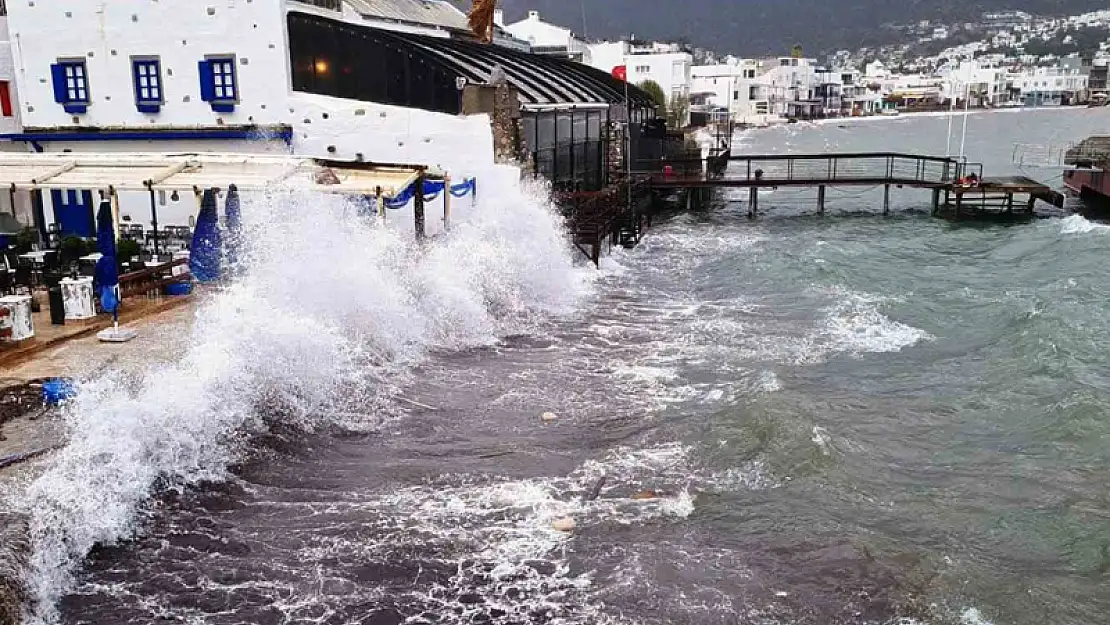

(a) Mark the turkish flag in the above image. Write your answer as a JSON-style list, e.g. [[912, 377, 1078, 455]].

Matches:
[[612, 65, 627, 82]]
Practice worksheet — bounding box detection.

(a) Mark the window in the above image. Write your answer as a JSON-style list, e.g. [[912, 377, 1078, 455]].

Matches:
[[50, 59, 90, 114], [198, 55, 238, 112], [744, 69, 756, 79], [634, 65, 650, 73], [749, 85, 758, 100], [733, 90, 739, 101], [131, 58, 163, 113], [0, 82, 12, 117]]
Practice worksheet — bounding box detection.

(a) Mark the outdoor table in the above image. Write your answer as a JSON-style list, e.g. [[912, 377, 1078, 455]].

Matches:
[[171, 250, 191, 276], [18, 250, 51, 263], [0, 294, 34, 341], [60, 277, 96, 320]]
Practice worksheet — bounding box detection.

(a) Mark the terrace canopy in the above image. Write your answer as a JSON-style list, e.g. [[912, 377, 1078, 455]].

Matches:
[[0, 153, 423, 197]]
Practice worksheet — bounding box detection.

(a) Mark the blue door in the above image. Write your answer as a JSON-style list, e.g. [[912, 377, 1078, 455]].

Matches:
[[51, 189, 95, 238]]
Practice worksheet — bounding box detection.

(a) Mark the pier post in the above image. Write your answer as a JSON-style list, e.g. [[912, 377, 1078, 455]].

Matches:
[[883, 184, 891, 215], [1026, 195, 1036, 213], [414, 174, 426, 240], [817, 185, 826, 215], [749, 187, 758, 218], [1006, 193, 1014, 214], [954, 191, 963, 218], [931, 188, 940, 215]]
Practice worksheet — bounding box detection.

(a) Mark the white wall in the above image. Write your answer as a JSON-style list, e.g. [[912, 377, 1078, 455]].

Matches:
[[7, 0, 290, 130], [628, 52, 691, 103], [0, 16, 22, 135]]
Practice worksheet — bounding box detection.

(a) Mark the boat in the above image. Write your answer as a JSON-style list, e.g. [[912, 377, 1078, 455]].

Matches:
[[1062, 136, 1110, 211]]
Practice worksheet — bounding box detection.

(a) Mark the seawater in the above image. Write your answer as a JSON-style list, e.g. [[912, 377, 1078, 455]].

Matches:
[[7, 107, 1110, 625]]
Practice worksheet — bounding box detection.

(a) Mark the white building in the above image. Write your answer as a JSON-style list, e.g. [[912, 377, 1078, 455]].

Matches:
[[0, 0, 499, 236], [943, 61, 1009, 106], [500, 10, 589, 61], [1013, 65, 1089, 106], [762, 57, 822, 118], [586, 40, 692, 117], [691, 59, 774, 125]]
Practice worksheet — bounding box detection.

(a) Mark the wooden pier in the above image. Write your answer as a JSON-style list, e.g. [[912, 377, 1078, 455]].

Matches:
[[647, 152, 1064, 219]]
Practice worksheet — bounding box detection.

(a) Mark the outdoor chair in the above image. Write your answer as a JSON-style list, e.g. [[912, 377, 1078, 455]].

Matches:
[[12, 266, 32, 294]]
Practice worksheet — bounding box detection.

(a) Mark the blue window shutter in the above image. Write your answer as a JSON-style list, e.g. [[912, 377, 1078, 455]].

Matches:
[[198, 60, 215, 101], [51, 64, 67, 103]]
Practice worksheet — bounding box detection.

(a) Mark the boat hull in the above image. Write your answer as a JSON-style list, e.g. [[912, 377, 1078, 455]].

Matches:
[[1063, 168, 1110, 212]]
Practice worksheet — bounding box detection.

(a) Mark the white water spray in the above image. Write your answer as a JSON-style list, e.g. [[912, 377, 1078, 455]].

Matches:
[[14, 164, 591, 624]]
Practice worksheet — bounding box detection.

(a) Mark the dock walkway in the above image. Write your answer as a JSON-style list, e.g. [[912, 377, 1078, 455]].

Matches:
[[647, 151, 1063, 218]]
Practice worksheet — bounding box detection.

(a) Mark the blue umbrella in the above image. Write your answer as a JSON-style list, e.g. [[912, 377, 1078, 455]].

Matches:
[[92, 199, 119, 322], [224, 184, 242, 274], [189, 188, 221, 283]]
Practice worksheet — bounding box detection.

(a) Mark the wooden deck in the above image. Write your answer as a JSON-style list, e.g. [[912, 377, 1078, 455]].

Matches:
[[0, 290, 193, 370]]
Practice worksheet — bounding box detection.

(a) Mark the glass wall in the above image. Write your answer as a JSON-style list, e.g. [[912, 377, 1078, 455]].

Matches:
[[521, 108, 608, 193]]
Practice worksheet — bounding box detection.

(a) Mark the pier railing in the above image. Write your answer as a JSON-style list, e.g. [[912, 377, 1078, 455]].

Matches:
[[647, 152, 967, 187]]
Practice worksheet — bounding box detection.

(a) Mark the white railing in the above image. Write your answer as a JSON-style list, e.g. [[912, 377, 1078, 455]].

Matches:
[[1011, 142, 1078, 168]]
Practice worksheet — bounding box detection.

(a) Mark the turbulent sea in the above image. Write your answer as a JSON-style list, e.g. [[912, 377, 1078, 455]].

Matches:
[[7, 107, 1110, 625]]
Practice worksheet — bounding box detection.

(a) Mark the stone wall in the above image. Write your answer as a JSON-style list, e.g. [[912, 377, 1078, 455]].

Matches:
[[462, 82, 522, 165], [0, 513, 29, 625]]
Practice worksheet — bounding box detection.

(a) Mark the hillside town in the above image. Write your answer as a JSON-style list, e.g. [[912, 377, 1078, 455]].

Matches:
[[500, 7, 1110, 125]]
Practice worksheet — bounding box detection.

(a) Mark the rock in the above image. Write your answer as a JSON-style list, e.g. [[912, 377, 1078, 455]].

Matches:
[[551, 517, 576, 532], [540, 412, 558, 423], [631, 490, 661, 500]]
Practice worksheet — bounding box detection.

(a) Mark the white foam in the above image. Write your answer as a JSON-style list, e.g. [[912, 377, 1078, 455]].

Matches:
[[17, 165, 592, 623], [1059, 214, 1110, 234], [961, 607, 996, 625], [821, 289, 932, 355]]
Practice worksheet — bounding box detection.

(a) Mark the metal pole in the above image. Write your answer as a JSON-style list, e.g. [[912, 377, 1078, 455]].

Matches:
[[146, 183, 160, 256], [959, 82, 970, 160], [443, 175, 452, 232], [946, 80, 955, 156], [625, 66, 633, 237], [413, 174, 425, 240]]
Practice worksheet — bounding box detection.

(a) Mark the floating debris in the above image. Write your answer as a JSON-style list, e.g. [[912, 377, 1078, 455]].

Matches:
[[541, 411, 558, 423], [551, 517, 576, 532]]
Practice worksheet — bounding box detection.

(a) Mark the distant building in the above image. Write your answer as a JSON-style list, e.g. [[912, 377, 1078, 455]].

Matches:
[[500, 10, 589, 61], [586, 39, 693, 122], [691, 59, 773, 125]]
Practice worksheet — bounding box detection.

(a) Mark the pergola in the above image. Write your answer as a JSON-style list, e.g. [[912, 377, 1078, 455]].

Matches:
[[0, 152, 429, 251]]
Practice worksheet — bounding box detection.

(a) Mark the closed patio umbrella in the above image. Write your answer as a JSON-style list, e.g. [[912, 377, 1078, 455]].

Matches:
[[94, 198, 136, 342], [189, 188, 222, 283]]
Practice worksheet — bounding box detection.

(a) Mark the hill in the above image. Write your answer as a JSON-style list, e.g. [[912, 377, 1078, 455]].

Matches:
[[495, 0, 1110, 56]]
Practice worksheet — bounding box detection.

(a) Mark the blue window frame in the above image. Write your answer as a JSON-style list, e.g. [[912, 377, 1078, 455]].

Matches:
[[198, 55, 238, 113], [132, 58, 163, 113], [50, 60, 90, 114]]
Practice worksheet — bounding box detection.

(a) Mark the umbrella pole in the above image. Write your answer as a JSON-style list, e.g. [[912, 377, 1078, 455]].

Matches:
[[147, 183, 160, 257]]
